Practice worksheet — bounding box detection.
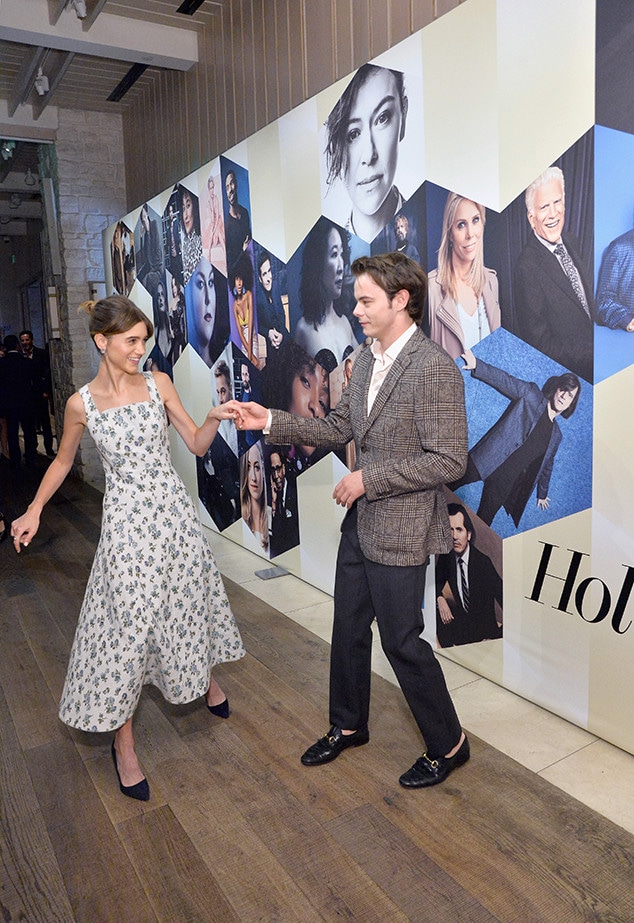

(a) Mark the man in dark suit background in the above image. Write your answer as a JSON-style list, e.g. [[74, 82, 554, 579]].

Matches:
[[256, 250, 287, 353], [269, 449, 299, 557], [232, 251, 471, 788], [224, 170, 251, 271], [20, 329, 55, 458], [513, 166, 594, 382], [0, 334, 38, 471], [436, 503, 502, 647]]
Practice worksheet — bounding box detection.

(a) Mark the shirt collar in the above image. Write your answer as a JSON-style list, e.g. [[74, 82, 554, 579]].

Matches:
[[533, 230, 562, 254], [370, 322, 416, 365], [457, 544, 471, 565]]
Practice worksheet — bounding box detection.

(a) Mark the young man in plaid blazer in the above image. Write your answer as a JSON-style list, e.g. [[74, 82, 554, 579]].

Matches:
[[232, 252, 470, 787]]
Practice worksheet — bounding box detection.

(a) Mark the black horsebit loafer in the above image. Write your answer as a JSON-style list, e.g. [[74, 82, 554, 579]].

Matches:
[[300, 725, 370, 766], [399, 735, 470, 788]]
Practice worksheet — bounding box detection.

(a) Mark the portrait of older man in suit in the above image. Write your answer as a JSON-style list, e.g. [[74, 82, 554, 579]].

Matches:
[[231, 251, 471, 789], [513, 165, 594, 383]]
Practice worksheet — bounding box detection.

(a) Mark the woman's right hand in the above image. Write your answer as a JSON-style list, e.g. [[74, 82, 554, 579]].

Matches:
[[208, 403, 236, 423], [11, 507, 41, 553]]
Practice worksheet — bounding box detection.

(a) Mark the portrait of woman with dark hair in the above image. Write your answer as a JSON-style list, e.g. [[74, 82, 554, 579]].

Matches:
[[263, 339, 333, 475], [324, 63, 408, 242], [164, 196, 182, 280], [295, 218, 358, 366], [239, 440, 269, 553], [179, 186, 203, 286], [451, 347, 582, 529], [150, 274, 172, 364], [185, 256, 229, 369], [110, 222, 126, 295], [230, 250, 257, 364], [122, 226, 135, 295], [168, 274, 187, 365], [427, 192, 500, 359], [136, 203, 163, 293]]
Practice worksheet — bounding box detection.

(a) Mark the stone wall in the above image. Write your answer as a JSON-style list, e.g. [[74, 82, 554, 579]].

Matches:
[[43, 108, 127, 489]]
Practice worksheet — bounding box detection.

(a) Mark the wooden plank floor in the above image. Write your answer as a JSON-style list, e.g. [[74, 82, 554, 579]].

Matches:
[[1, 460, 634, 923]]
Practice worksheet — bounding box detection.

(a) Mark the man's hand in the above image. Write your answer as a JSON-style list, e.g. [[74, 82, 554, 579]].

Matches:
[[437, 596, 454, 625], [333, 469, 365, 508], [228, 400, 269, 431], [536, 497, 550, 511]]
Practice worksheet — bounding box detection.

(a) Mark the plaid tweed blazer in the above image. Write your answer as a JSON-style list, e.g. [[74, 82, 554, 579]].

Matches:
[[268, 326, 468, 566]]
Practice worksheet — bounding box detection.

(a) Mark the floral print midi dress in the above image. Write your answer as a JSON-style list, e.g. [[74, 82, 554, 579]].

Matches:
[[59, 372, 245, 732]]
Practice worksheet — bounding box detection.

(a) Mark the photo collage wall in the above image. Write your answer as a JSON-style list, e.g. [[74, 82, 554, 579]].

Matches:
[[104, 0, 634, 754]]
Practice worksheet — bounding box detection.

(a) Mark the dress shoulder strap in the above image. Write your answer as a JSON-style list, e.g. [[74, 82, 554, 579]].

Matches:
[[78, 383, 96, 418], [143, 371, 164, 407]]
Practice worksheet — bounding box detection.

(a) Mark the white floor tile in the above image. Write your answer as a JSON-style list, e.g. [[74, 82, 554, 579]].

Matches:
[[539, 739, 634, 836], [450, 679, 597, 772]]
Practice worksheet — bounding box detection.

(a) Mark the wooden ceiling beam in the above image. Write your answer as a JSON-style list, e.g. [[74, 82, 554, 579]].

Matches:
[[0, 0, 198, 70], [48, 0, 68, 26], [7, 46, 47, 116], [82, 0, 108, 31], [32, 50, 75, 120]]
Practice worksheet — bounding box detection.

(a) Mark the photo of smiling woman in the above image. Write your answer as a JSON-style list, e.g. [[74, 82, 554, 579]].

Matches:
[[294, 218, 358, 366], [239, 440, 269, 553], [323, 63, 408, 243], [427, 192, 501, 360], [185, 256, 230, 368]]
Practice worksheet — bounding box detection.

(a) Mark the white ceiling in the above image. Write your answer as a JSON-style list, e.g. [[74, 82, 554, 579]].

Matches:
[[0, 0, 224, 228]]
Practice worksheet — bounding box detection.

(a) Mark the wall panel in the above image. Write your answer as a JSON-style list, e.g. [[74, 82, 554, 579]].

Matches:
[[304, 0, 336, 98], [260, 0, 280, 123], [388, 0, 415, 46], [333, 0, 354, 80], [110, 0, 633, 757], [350, 0, 371, 68], [287, 1, 307, 110], [412, 0, 436, 32], [122, 0, 461, 228], [369, 0, 390, 56], [232, 1, 248, 143]]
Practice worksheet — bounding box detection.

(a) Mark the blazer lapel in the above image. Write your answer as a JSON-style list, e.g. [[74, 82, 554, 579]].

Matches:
[[535, 236, 584, 307]]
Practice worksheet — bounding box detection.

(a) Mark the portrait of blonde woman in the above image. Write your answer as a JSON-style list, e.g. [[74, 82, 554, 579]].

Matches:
[[201, 171, 226, 272], [240, 440, 269, 553], [427, 192, 500, 360]]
